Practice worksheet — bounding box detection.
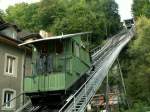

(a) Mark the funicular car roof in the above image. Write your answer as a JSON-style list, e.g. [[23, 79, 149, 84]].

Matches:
[[18, 32, 91, 46]]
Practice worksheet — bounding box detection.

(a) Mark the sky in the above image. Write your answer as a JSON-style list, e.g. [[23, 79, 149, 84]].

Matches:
[[0, 0, 40, 10], [115, 0, 133, 21], [0, 0, 133, 21]]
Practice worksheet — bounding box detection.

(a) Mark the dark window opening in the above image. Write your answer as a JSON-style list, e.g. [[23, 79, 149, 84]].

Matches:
[[3, 91, 14, 108], [72, 41, 74, 54], [33, 41, 64, 74], [55, 41, 63, 54]]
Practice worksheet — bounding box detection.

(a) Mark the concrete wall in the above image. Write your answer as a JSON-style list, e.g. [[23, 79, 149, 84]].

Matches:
[[0, 37, 31, 111]]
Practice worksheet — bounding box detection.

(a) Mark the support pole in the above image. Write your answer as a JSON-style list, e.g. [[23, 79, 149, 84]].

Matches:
[[117, 58, 130, 109], [117, 59, 127, 95], [106, 73, 109, 112]]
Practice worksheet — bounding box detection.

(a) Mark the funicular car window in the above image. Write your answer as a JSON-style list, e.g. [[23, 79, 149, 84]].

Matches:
[[36, 43, 49, 74], [55, 40, 63, 54]]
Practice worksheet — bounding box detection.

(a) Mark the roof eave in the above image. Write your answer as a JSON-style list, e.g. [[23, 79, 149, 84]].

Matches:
[[18, 32, 92, 46]]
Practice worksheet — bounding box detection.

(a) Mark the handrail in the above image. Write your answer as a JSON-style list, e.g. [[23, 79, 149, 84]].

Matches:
[[59, 65, 98, 112], [58, 38, 114, 112], [90, 29, 127, 55], [15, 101, 31, 112], [1, 92, 31, 112], [59, 27, 135, 112], [59, 46, 114, 112], [9, 27, 135, 112], [1, 93, 24, 107]]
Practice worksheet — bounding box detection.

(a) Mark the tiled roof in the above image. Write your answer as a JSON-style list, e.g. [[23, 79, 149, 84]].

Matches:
[[0, 18, 40, 42], [18, 30, 41, 41], [0, 22, 20, 32]]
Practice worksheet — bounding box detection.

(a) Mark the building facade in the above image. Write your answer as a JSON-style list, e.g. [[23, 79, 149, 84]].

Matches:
[[0, 20, 32, 111]]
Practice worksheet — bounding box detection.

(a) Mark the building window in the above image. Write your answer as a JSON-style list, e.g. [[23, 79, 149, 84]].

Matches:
[[4, 91, 13, 108], [4, 53, 18, 77], [6, 56, 15, 74], [2, 89, 16, 110]]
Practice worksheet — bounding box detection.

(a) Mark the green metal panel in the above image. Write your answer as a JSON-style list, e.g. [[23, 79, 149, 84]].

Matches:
[[80, 47, 90, 65], [72, 36, 90, 66], [64, 36, 91, 89], [73, 36, 82, 45], [24, 54, 90, 93], [24, 35, 91, 93], [24, 73, 65, 93], [65, 56, 90, 89]]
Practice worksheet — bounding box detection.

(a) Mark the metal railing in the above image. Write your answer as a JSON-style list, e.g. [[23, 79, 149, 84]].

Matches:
[[90, 29, 127, 56], [2, 27, 135, 112], [58, 27, 135, 112], [0, 93, 31, 112]]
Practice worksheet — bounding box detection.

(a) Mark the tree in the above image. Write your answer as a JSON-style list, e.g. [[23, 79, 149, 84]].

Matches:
[[0, 10, 4, 20], [132, 0, 150, 18], [4, 0, 122, 44], [120, 17, 150, 106], [120, 1, 150, 110], [5, 3, 39, 32], [50, 0, 122, 41]]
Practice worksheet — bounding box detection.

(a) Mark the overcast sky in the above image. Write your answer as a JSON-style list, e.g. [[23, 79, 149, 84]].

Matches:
[[0, 0, 40, 10], [115, 0, 133, 21], [0, 0, 133, 21]]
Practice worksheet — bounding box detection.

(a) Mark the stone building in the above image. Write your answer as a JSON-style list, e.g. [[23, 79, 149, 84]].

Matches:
[[0, 20, 39, 111]]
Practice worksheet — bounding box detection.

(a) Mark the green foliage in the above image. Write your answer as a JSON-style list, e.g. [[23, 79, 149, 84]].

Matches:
[[4, 3, 39, 32], [125, 1, 150, 108], [132, 0, 150, 18], [120, 17, 150, 107], [120, 1, 150, 108], [0, 10, 3, 15], [36, 0, 66, 31], [4, 0, 122, 43], [124, 102, 147, 112], [51, 0, 121, 37], [0, 9, 4, 19]]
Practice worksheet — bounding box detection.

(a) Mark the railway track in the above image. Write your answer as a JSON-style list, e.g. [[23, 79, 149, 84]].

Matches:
[[0, 27, 134, 112]]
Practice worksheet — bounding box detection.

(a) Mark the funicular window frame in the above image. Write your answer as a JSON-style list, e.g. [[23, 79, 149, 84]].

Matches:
[[33, 40, 65, 74]]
